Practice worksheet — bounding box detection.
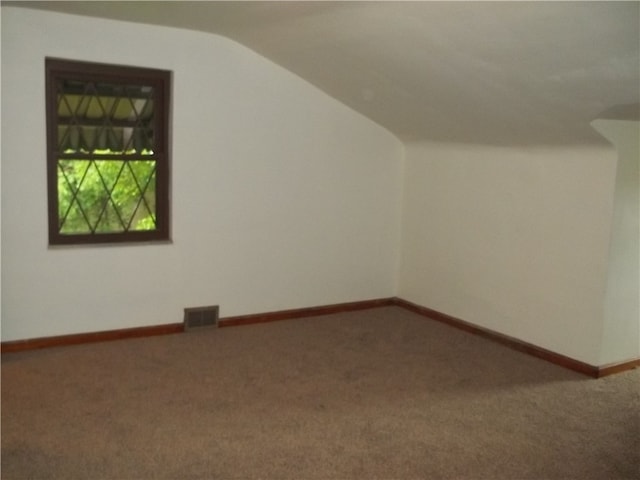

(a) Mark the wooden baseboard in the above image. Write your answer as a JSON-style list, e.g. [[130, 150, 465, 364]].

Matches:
[[0, 298, 396, 353], [218, 298, 396, 327], [391, 297, 640, 379], [3, 297, 637, 379], [595, 358, 640, 378], [1, 323, 184, 354]]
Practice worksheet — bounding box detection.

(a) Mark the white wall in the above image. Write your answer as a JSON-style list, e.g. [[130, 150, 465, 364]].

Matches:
[[591, 120, 640, 365], [398, 142, 618, 365], [0, 7, 404, 341], [2, 7, 634, 369]]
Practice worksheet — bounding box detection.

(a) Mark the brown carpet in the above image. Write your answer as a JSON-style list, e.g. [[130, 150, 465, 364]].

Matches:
[[2, 306, 639, 479]]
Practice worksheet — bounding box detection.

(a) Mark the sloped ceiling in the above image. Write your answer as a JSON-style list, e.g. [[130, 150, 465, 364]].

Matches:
[[6, 1, 640, 145]]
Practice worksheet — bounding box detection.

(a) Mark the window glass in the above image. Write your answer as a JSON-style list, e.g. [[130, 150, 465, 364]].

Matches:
[[46, 59, 171, 245]]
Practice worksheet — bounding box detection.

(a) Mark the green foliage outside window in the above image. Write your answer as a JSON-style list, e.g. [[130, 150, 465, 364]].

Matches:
[[57, 158, 157, 234]]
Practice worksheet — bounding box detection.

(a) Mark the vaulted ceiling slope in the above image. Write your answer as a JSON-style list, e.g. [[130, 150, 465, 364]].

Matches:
[[7, 1, 640, 145]]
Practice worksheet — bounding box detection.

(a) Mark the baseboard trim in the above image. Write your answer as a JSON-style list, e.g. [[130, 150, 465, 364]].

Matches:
[[391, 297, 640, 379], [596, 358, 640, 378], [1, 323, 184, 354], [218, 298, 397, 328], [0, 299, 395, 354], [3, 298, 637, 378]]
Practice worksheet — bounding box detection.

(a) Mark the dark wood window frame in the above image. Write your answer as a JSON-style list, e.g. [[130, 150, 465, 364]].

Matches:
[[45, 58, 171, 245]]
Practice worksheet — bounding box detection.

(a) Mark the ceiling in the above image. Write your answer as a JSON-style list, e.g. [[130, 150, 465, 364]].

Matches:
[[7, 1, 640, 145]]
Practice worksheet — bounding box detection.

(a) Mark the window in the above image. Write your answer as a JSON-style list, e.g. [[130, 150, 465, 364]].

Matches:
[[45, 58, 171, 245]]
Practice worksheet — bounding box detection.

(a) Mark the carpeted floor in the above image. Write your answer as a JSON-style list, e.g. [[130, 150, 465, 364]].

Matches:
[[2, 306, 639, 479]]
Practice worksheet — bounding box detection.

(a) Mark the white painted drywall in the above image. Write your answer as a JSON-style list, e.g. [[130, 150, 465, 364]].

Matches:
[[398, 142, 618, 365], [0, 7, 403, 341], [591, 120, 640, 365]]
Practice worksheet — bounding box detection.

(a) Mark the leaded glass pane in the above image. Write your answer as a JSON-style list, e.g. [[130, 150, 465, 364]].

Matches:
[[57, 158, 157, 235], [60, 200, 92, 234], [94, 201, 126, 233], [57, 81, 155, 155]]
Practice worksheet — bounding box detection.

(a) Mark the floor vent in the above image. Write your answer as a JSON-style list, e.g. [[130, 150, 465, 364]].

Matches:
[[184, 305, 219, 331]]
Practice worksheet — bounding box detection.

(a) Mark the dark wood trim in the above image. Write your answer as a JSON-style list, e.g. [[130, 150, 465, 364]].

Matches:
[[391, 297, 611, 378], [0, 299, 396, 353], [57, 118, 152, 128], [218, 298, 396, 328], [596, 358, 640, 378], [1, 323, 183, 354], [45, 57, 171, 246]]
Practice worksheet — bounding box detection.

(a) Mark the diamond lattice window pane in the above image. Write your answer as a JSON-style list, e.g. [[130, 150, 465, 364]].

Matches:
[[60, 200, 92, 234], [57, 81, 155, 156], [57, 158, 159, 235], [94, 201, 126, 233], [127, 161, 157, 230], [76, 161, 109, 231], [142, 174, 157, 223], [58, 160, 91, 230], [110, 162, 143, 229], [113, 97, 133, 120], [85, 96, 104, 120]]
